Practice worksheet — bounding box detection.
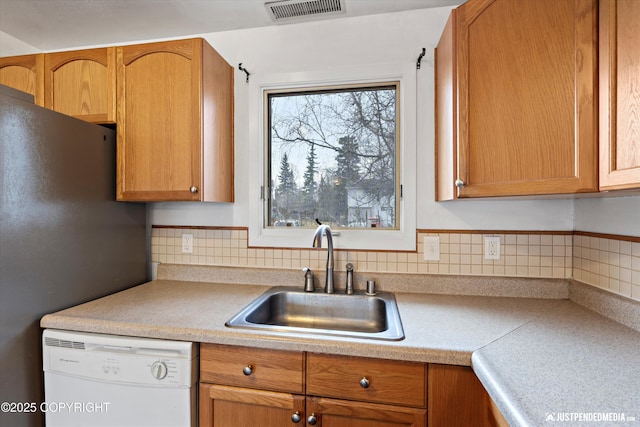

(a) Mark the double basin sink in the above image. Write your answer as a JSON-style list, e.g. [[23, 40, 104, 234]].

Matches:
[[225, 286, 405, 341]]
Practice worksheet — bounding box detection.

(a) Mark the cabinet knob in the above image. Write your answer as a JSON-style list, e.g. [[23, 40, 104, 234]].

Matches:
[[291, 411, 301, 423], [242, 365, 253, 376], [359, 377, 370, 389], [455, 179, 465, 188], [189, 185, 199, 193], [307, 413, 317, 425]]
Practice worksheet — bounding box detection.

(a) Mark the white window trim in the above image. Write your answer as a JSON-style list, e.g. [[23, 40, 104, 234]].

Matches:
[[248, 62, 416, 250]]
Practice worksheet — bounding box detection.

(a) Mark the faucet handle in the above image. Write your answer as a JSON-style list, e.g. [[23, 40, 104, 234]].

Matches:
[[345, 263, 354, 294]]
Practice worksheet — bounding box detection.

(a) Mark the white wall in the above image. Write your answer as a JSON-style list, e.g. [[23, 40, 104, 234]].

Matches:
[[149, 7, 578, 234], [575, 196, 640, 237], [0, 30, 40, 56]]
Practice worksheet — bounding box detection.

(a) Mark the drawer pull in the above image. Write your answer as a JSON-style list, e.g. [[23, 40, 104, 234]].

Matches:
[[360, 377, 370, 388], [242, 365, 253, 376], [307, 413, 317, 425], [291, 411, 301, 423]]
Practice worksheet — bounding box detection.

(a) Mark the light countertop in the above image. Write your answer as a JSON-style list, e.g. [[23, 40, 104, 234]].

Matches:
[[40, 265, 640, 426]]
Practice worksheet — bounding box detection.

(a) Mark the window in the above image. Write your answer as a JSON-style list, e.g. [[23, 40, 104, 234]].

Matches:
[[267, 83, 399, 230], [248, 63, 416, 250]]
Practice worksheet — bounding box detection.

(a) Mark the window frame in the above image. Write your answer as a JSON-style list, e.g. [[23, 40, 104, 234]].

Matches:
[[248, 63, 416, 250]]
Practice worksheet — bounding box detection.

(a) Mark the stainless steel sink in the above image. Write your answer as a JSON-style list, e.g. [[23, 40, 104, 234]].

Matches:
[[225, 286, 405, 341]]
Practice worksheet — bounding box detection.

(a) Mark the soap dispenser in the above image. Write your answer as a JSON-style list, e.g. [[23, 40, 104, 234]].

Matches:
[[303, 268, 315, 292]]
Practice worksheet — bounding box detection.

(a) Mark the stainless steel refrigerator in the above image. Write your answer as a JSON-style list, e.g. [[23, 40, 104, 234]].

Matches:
[[0, 84, 147, 427]]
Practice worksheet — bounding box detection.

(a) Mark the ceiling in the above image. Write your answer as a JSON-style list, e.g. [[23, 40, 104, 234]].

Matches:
[[0, 0, 463, 52]]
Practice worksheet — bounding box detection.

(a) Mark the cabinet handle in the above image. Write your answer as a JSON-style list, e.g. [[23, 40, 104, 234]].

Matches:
[[189, 185, 199, 193], [291, 411, 301, 423], [307, 413, 317, 425], [242, 365, 253, 376], [359, 377, 370, 389], [455, 179, 465, 188]]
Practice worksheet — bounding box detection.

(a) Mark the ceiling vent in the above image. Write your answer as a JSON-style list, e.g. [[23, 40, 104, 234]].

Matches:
[[265, 0, 346, 24]]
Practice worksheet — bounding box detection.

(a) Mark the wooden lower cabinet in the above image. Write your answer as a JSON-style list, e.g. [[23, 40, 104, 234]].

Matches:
[[199, 385, 425, 427], [306, 353, 426, 408], [428, 364, 492, 427], [200, 344, 498, 427], [307, 397, 426, 427], [199, 384, 304, 427]]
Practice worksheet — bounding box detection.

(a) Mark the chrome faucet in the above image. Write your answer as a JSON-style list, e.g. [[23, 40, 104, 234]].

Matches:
[[312, 224, 334, 293]]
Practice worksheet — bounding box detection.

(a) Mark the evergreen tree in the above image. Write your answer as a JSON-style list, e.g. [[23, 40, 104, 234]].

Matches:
[[275, 154, 297, 220], [335, 136, 361, 184], [316, 173, 338, 224], [301, 144, 317, 219], [334, 136, 361, 225]]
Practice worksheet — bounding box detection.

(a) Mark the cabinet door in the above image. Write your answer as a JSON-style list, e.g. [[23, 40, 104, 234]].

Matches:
[[307, 397, 426, 427], [599, 0, 640, 190], [436, 0, 597, 199], [44, 48, 116, 123], [0, 54, 44, 106], [199, 383, 305, 427], [428, 364, 490, 427], [116, 39, 204, 201]]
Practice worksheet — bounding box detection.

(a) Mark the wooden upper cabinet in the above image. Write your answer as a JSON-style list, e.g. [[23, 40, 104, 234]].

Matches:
[[116, 38, 234, 202], [435, 0, 598, 199], [44, 48, 116, 124], [0, 54, 44, 106], [599, 0, 640, 190]]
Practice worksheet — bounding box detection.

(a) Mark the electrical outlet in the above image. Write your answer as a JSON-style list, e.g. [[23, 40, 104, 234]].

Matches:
[[182, 234, 193, 254], [423, 236, 440, 261], [484, 236, 500, 260]]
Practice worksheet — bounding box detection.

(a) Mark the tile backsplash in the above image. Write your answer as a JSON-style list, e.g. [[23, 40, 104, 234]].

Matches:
[[573, 233, 640, 302], [151, 227, 640, 302]]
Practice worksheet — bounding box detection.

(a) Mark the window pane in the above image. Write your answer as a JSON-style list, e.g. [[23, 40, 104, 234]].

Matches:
[[267, 84, 398, 229]]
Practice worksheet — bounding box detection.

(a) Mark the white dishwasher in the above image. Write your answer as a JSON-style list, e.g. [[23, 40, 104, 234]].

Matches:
[[42, 329, 198, 427]]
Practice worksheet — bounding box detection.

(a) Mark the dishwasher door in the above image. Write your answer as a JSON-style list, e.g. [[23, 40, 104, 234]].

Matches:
[[42, 329, 198, 427]]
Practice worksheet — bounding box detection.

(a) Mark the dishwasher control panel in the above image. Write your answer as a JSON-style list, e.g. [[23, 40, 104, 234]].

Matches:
[[43, 329, 197, 387]]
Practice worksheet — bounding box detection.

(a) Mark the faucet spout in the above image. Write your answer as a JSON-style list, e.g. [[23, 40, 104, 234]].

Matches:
[[312, 224, 335, 293]]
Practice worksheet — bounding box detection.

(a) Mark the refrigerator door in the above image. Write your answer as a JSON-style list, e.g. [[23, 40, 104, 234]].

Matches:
[[0, 85, 147, 427]]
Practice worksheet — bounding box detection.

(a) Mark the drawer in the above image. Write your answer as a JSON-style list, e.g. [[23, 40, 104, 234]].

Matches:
[[200, 344, 304, 394], [306, 353, 426, 408]]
